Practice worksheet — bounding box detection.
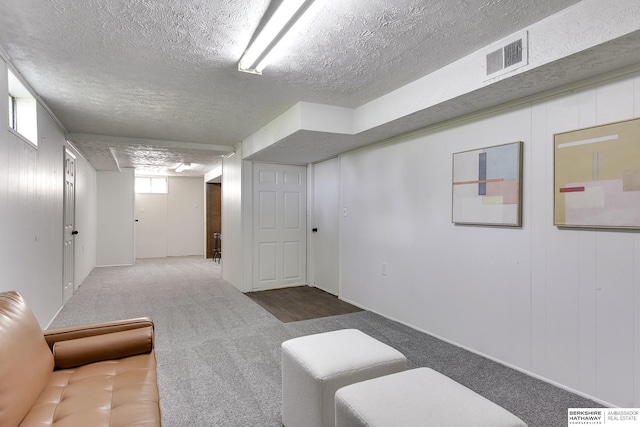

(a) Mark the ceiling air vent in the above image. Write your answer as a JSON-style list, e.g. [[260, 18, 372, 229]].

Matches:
[[485, 31, 528, 79]]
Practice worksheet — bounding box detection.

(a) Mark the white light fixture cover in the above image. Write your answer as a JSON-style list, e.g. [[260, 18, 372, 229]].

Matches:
[[238, 0, 316, 74], [175, 162, 191, 173]]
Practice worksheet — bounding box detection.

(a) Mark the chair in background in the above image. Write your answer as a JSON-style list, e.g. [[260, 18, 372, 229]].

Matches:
[[213, 232, 222, 263]]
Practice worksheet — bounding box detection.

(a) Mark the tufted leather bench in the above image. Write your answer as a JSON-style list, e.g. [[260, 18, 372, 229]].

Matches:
[[0, 291, 161, 427]]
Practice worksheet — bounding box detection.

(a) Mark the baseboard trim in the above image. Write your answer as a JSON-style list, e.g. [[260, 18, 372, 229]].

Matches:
[[95, 263, 134, 268], [45, 305, 65, 330], [338, 296, 617, 409]]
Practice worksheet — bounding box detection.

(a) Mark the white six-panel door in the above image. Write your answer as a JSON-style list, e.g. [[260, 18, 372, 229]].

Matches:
[[253, 163, 307, 291], [63, 150, 76, 304]]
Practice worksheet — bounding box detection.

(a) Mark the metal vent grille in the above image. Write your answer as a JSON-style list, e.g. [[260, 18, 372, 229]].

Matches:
[[486, 49, 504, 75], [504, 39, 523, 68], [485, 33, 527, 78]]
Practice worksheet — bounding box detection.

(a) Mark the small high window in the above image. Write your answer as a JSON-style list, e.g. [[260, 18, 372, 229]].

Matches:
[[7, 68, 37, 146], [135, 176, 168, 194], [8, 94, 15, 128]]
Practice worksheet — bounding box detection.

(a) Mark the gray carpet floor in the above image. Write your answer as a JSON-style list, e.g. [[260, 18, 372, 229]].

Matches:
[[49, 256, 600, 426]]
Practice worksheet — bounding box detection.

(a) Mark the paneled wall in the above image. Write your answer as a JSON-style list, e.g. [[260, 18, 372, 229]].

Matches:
[[338, 70, 640, 407], [221, 148, 243, 290], [0, 57, 98, 326]]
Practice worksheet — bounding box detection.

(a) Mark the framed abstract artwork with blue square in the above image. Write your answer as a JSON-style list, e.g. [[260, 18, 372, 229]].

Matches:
[[452, 141, 523, 226]]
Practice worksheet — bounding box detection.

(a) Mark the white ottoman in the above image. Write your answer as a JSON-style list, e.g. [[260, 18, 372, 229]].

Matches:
[[282, 329, 406, 427], [335, 368, 527, 427]]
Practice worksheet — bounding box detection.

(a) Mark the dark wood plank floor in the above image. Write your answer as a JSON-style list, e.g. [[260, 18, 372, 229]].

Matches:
[[246, 286, 363, 323]]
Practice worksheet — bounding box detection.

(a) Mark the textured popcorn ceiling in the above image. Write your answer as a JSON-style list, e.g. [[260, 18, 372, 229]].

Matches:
[[68, 134, 226, 177], [0, 0, 583, 174]]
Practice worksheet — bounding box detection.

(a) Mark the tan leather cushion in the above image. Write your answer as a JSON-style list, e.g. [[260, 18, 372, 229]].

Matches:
[[44, 318, 154, 351], [19, 351, 161, 427], [53, 326, 153, 369], [0, 291, 54, 427]]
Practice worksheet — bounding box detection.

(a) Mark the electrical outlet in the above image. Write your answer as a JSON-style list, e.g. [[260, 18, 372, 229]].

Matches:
[[382, 262, 387, 276]]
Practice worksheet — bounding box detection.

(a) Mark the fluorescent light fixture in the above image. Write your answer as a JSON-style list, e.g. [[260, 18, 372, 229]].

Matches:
[[238, 0, 316, 74], [175, 162, 191, 173]]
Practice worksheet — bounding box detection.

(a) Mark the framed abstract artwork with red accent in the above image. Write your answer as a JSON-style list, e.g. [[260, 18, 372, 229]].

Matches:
[[452, 141, 523, 227], [554, 117, 640, 229]]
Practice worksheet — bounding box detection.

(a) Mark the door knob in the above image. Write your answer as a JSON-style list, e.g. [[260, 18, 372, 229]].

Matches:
[[71, 230, 79, 235]]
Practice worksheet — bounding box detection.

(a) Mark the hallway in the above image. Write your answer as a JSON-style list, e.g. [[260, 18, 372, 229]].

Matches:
[[49, 257, 601, 427]]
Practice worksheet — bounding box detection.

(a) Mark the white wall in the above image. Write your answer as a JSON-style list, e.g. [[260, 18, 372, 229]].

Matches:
[[0, 56, 94, 327], [96, 169, 135, 266], [134, 176, 204, 258], [167, 176, 204, 256], [221, 148, 244, 290], [337, 70, 640, 408]]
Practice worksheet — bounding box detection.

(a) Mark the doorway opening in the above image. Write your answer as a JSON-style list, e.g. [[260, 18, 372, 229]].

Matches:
[[206, 183, 222, 259]]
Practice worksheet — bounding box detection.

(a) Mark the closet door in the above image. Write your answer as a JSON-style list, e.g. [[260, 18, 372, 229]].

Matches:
[[253, 163, 307, 291], [312, 158, 340, 296]]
